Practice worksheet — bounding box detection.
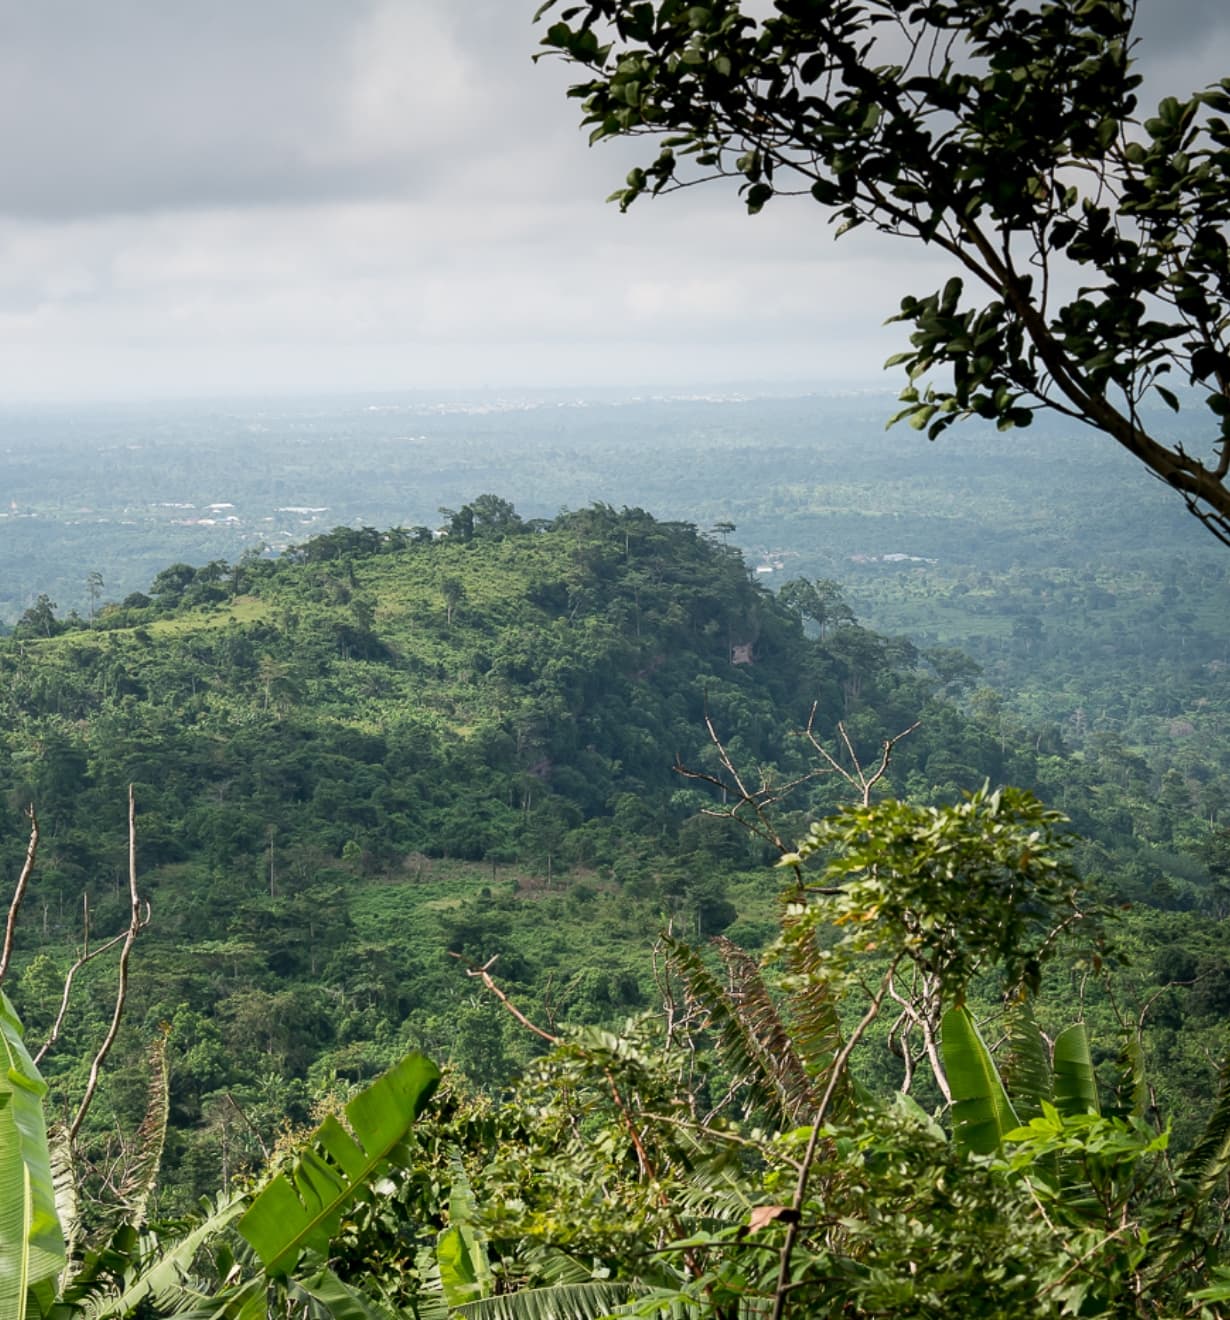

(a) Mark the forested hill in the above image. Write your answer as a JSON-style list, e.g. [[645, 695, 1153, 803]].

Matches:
[[2, 498, 1224, 1201], [2, 497, 999, 881]]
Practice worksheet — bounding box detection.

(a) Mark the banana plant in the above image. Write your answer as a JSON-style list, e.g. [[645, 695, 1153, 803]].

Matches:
[[25, 1050, 440, 1320], [941, 1005, 1099, 1156], [435, 1153, 645, 1320], [184, 1050, 443, 1316], [0, 989, 65, 1320]]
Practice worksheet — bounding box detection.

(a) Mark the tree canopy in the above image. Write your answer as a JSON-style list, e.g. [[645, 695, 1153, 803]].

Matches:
[[537, 0, 1230, 544]]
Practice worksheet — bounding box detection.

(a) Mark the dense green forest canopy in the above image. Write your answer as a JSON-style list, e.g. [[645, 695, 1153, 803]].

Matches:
[[0, 496, 1225, 1217], [3, 492, 1230, 1314]]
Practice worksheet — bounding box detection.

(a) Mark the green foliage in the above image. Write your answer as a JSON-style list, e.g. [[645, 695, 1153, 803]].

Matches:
[[0, 990, 64, 1320], [237, 1051, 439, 1277], [781, 786, 1092, 1002], [942, 1005, 1021, 1156], [1052, 1023, 1100, 1118], [539, 0, 1230, 541]]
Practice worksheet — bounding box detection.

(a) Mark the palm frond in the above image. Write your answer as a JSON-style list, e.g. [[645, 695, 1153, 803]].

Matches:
[[999, 1003, 1052, 1123], [1179, 1055, 1230, 1193], [116, 1027, 171, 1230], [665, 937, 812, 1124], [776, 914, 849, 1117], [73, 1194, 246, 1319], [454, 1279, 646, 1320], [711, 937, 818, 1123]]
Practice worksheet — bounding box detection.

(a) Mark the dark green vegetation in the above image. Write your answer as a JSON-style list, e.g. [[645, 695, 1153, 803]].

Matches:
[[0, 496, 1227, 1224], [539, 0, 1230, 542], [13, 791, 1230, 1317]]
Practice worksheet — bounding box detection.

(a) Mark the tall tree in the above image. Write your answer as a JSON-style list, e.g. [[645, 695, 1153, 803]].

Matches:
[[538, 0, 1230, 544]]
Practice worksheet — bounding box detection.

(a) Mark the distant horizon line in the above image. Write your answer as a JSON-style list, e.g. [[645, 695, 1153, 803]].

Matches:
[[0, 378, 901, 411]]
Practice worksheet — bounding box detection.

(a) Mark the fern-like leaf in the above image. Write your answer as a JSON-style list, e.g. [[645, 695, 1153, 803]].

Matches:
[[711, 937, 818, 1123], [999, 1003, 1052, 1123], [454, 1279, 645, 1320], [72, 1194, 246, 1319], [116, 1026, 171, 1231], [777, 911, 848, 1116], [1179, 1055, 1230, 1194], [665, 937, 811, 1124]]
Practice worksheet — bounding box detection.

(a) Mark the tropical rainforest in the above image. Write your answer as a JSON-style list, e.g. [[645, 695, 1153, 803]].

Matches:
[[4, 484, 1230, 1316], [9, 0, 1230, 1308]]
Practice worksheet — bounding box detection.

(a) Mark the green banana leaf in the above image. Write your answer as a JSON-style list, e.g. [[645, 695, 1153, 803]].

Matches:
[[438, 1153, 494, 1310], [941, 1005, 1020, 1156], [0, 989, 65, 1320], [999, 1002, 1053, 1122], [73, 1195, 246, 1319], [453, 1281, 644, 1320], [1052, 1023, 1099, 1117], [438, 1224, 494, 1310], [238, 1051, 440, 1278], [291, 1265, 405, 1320]]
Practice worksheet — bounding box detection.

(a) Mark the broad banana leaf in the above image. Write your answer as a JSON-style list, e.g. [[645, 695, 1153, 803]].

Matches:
[[47, 1127, 79, 1283], [453, 1280, 644, 1320], [73, 1195, 246, 1319], [238, 1051, 439, 1277], [941, 1005, 1020, 1156], [291, 1265, 405, 1320], [999, 1003, 1053, 1122], [0, 989, 65, 1320], [1052, 1024, 1099, 1117], [438, 1154, 494, 1309], [438, 1225, 493, 1310]]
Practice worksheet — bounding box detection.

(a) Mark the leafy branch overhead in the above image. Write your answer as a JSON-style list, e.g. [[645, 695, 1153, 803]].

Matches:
[[537, 0, 1230, 543]]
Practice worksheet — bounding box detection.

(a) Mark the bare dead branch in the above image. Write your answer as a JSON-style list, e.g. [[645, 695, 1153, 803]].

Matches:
[[34, 923, 127, 1067], [225, 1091, 271, 1162], [70, 785, 150, 1142], [803, 711, 920, 807], [0, 804, 39, 983], [450, 952, 560, 1046]]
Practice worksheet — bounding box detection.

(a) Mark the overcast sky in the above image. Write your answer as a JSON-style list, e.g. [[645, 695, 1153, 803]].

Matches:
[[0, 2, 1225, 402]]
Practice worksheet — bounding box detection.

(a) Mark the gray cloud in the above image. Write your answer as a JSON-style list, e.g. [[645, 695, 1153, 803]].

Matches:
[[0, 1, 1222, 400], [0, 2, 519, 219]]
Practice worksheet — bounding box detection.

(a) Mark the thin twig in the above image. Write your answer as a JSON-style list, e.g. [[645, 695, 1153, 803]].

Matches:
[[70, 786, 149, 1141], [0, 805, 39, 983], [769, 958, 901, 1320]]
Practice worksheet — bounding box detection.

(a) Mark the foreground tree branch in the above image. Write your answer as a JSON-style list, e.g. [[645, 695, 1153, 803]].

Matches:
[[538, 0, 1230, 545]]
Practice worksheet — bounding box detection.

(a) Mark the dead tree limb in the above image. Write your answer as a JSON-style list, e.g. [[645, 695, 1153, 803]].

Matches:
[[70, 785, 150, 1142], [0, 804, 39, 982], [450, 952, 560, 1046], [803, 707, 920, 808], [34, 915, 127, 1066]]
